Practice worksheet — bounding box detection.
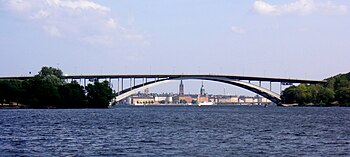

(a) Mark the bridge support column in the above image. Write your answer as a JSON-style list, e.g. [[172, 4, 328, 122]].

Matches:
[[109, 78, 112, 87], [130, 78, 132, 90], [270, 82, 272, 91], [117, 78, 120, 94], [121, 78, 124, 91], [280, 83, 282, 94]]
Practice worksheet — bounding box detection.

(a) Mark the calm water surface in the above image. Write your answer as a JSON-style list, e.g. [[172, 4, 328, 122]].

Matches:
[[0, 106, 349, 156]]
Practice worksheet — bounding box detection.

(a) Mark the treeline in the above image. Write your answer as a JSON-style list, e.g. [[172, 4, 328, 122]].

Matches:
[[0, 67, 115, 108], [282, 72, 350, 106]]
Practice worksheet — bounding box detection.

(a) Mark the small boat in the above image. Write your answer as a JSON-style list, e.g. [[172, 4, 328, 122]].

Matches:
[[198, 102, 215, 106]]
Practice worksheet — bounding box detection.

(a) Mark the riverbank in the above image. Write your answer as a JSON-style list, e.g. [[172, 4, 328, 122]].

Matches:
[[0, 103, 29, 109]]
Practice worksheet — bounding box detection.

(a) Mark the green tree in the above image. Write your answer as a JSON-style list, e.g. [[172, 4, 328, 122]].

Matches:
[[179, 99, 187, 104], [316, 87, 335, 105], [281, 85, 298, 104], [25, 67, 64, 107], [191, 100, 198, 104], [38, 66, 64, 80], [58, 81, 87, 108], [0, 80, 23, 105], [0, 81, 6, 105], [86, 81, 115, 108], [159, 100, 166, 104], [335, 87, 350, 106], [6, 80, 23, 105]]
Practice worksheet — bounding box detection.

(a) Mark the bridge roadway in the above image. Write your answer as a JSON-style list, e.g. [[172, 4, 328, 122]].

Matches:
[[0, 74, 326, 84]]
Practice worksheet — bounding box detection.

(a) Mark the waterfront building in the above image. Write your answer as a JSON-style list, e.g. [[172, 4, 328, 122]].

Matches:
[[218, 95, 239, 104], [154, 95, 173, 104], [131, 96, 155, 105]]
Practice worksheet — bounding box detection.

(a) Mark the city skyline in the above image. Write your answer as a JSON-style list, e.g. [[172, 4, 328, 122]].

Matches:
[[1, 0, 349, 94]]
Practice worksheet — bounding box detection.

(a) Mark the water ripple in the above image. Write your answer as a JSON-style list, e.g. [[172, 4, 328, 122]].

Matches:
[[0, 106, 349, 156]]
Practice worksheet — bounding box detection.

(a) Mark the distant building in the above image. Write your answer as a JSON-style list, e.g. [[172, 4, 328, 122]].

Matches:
[[154, 95, 173, 104], [131, 96, 154, 105], [218, 95, 239, 103], [177, 95, 195, 104]]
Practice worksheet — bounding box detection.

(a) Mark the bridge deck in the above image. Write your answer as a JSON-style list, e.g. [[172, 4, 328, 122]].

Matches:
[[0, 74, 326, 84]]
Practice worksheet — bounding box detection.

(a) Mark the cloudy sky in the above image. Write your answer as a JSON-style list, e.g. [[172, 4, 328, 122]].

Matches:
[[1, 0, 349, 94]]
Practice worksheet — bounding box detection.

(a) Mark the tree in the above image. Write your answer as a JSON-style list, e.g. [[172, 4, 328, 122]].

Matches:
[[191, 100, 198, 104], [335, 87, 350, 106], [23, 67, 64, 107], [6, 80, 23, 105], [86, 81, 115, 108], [0, 80, 23, 105], [159, 100, 166, 104], [0, 81, 6, 105], [179, 99, 187, 104], [316, 87, 335, 105], [281, 86, 298, 104], [58, 81, 87, 108], [38, 66, 64, 80]]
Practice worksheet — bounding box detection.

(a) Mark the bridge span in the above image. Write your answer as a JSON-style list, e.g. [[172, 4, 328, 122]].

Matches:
[[0, 74, 326, 105]]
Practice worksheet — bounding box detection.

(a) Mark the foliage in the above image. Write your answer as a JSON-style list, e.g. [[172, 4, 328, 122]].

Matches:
[[0, 80, 23, 105], [86, 81, 115, 108], [0, 67, 115, 108], [38, 66, 64, 80], [179, 99, 187, 104], [159, 100, 166, 104], [282, 72, 350, 106], [191, 100, 198, 104], [58, 81, 87, 108], [335, 87, 350, 106]]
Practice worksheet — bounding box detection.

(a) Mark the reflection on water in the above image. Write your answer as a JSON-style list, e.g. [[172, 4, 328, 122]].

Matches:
[[0, 106, 349, 156]]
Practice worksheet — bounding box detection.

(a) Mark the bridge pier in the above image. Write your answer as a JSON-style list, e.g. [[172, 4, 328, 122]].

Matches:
[[121, 78, 124, 91]]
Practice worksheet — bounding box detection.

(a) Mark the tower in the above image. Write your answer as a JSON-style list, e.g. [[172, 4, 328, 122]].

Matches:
[[200, 81, 206, 96], [179, 80, 184, 96]]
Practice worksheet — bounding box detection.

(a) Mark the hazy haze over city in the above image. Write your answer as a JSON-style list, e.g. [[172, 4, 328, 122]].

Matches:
[[1, 0, 349, 95]]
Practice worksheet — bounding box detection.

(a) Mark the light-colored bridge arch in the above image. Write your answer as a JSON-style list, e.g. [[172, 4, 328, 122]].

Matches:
[[114, 76, 281, 105]]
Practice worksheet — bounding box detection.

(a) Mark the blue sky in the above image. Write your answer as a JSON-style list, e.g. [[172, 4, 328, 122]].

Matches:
[[1, 0, 350, 94]]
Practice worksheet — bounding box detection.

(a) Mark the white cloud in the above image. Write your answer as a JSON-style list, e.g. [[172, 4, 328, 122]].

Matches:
[[106, 18, 117, 29], [43, 25, 62, 37], [253, 0, 348, 16], [253, 1, 280, 15], [30, 10, 49, 19], [320, 1, 348, 15], [46, 0, 110, 12], [231, 26, 246, 34], [6, 0, 32, 12], [3, 0, 147, 46]]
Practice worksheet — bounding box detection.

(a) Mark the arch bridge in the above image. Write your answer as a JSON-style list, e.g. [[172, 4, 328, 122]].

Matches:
[[0, 74, 325, 106]]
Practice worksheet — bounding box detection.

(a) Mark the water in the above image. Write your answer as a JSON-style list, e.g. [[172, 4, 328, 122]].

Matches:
[[0, 106, 349, 156]]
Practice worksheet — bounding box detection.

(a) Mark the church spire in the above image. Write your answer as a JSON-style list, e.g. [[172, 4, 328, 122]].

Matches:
[[200, 81, 206, 96], [179, 80, 184, 96]]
